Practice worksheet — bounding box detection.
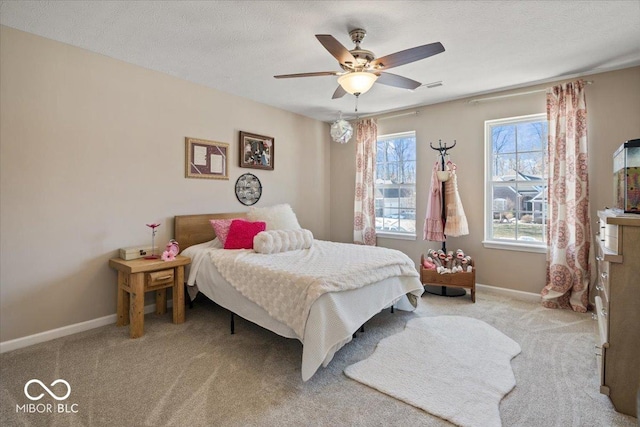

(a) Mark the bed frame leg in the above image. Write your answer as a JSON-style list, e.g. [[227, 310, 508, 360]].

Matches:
[[390, 305, 394, 313], [184, 284, 194, 309], [230, 313, 235, 334]]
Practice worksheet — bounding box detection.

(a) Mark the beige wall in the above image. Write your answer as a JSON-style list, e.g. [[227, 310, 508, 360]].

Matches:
[[0, 26, 330, 342], [2, 23, 639, 344], [331, 66, 640, 294]]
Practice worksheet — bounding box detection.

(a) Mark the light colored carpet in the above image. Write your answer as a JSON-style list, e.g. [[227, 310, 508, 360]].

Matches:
[[344, 316, 521, 427], [1, 290, 637, 426]]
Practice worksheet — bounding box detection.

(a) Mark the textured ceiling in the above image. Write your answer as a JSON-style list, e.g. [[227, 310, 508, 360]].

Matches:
[[1, 1, 639, 122]]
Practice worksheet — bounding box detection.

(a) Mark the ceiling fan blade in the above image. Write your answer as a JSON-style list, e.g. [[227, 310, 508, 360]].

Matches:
[[376, 72, 422, 90], [274, 71, 340, 79], [371, 42, 445, 70], [332, 85, 347, 99], [316, 34, 358, 66]]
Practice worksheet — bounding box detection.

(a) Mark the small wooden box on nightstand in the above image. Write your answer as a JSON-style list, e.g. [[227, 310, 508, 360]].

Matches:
[[109, 255, 191, 338], [420, 254, 476, 302]]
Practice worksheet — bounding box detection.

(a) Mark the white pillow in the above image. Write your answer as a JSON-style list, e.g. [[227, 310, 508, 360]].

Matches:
[[247, 203, 301, 231], [253, 229, 313, 254]]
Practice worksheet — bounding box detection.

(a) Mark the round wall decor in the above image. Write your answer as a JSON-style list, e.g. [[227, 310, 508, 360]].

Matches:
[[235, 173, 262, 206]]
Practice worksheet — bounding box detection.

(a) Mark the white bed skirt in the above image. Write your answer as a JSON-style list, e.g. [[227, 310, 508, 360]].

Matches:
[[185, 243, 423, 381]]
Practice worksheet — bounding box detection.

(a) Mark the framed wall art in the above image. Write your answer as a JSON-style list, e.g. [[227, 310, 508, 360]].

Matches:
[[185, 137, 229, 180], [239, 131, 274, 170]]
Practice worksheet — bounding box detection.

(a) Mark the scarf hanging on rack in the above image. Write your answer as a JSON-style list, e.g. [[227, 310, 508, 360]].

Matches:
[[443, 161, 469, 237], [423, 161, 445, 242]]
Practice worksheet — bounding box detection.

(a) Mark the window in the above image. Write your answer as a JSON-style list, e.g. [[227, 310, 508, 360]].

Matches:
[[484, 114, 548, 252], [375, 131, 416, 239]]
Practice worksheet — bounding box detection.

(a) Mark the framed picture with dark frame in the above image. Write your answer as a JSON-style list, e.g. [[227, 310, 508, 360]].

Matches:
[[239, 131, 274, 170], [185, 137, 229, 180]]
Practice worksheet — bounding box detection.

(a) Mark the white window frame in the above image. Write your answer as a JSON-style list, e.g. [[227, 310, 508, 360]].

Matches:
[[483, 114, 547, 253], [375, 131, 417, 240]]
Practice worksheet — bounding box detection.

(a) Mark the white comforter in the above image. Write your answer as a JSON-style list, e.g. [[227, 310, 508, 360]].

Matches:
[[183, 239, 424, 381], [209, 240, 420, 340]]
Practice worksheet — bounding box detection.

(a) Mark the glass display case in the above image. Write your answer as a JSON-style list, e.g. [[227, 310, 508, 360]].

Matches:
[[613, 139, 640, 213]]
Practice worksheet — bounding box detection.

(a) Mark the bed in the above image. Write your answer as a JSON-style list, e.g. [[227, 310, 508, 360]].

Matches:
[[174, 211, 424, 381]]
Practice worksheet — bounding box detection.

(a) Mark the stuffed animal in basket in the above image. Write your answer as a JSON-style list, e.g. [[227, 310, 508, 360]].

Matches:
[[460, 255, 473, 273], [433, 250, 453, 274], [437, 250, 449, 274], [422, 255, 437, 270], [428, 249, 474, 274], [426, 249, 446, 274], [426, 249, 442, 271], [446, 251, 454, 268], [451, 258, 462, 273], [451, 249, 465, 273]]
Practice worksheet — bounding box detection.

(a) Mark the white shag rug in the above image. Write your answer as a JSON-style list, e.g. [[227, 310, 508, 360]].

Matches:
[[344, 315, 521, 427]]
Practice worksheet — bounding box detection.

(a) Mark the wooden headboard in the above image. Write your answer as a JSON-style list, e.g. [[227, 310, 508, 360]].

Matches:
[[174, 212, 246, 250]]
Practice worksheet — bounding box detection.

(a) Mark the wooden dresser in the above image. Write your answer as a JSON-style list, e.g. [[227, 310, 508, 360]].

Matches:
[[594, 210, 640, 417]]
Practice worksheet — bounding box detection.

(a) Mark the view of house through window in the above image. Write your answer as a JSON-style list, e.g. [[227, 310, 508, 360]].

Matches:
[[375, 131, 416, 237], [485, 114, 548, 248]]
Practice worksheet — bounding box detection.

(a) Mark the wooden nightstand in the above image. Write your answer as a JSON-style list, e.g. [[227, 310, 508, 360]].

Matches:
[[109, 255, 191, 338]]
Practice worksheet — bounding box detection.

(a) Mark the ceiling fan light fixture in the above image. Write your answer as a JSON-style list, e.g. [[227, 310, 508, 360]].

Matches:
[[337, 72, 378, 95]]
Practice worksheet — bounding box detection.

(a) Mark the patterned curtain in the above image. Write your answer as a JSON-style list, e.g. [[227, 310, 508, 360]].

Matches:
[[541, 80, 591, 312], [353, 119, 377, 245]]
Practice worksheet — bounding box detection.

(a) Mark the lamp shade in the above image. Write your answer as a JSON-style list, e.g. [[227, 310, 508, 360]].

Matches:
[[337, 72, 378, 95]]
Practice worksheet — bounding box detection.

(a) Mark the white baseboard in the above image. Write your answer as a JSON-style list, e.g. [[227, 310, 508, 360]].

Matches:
[[476, 283, 541, 303], [0, 301, 174, 354]]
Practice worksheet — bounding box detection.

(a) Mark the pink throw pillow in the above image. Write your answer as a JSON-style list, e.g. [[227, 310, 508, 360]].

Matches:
[[210, 218, 237, 246], [224, 219, 266, 250]]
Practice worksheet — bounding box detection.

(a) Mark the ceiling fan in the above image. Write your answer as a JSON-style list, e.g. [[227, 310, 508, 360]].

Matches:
[[274, 28, 445, 99]]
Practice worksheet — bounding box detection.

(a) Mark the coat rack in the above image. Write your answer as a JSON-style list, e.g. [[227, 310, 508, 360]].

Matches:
[[425, 139, 466, 297]]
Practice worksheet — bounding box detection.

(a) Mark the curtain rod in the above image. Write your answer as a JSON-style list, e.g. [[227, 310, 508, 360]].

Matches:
[[467, 80, 593, 104]]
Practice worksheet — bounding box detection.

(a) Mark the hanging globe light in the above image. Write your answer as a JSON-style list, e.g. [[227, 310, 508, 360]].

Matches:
[[330, 112, 353, 144]]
